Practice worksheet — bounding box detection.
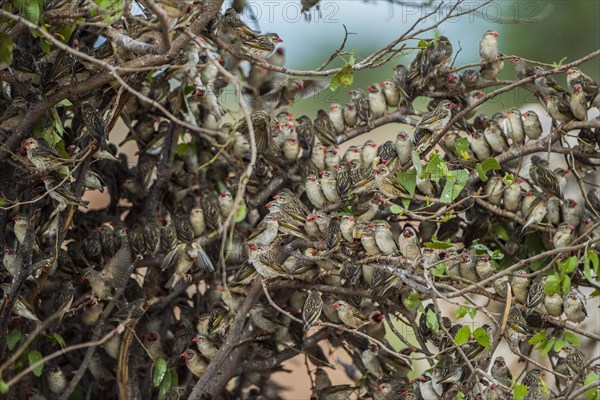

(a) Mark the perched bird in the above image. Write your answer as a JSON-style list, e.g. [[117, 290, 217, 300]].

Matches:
[[491, 356, 513, 388], [394, 131, 413, 164], [563, 290, 587, 323], [483, 119, 509, 154], [221, 7, 256, 40], [0, 97, 28, 131], [374, 220, 399, 255], [80, 101, 108, 150], [529, 156, 562, 197], [349, 89, 373, 128], [569, 84, 588, 121], [553, 223, 574, 249], [413, 100, 454, 147], [566, 67, 599, 98], [522, 110, 543, 140], [479, 30, 500, 61], [469, 131, 492, 161], [511, 270, 530, 304], [503, 108, 525, 145], [313, 109, 337, 146], [392, 64, 410, 104], [343, 101, 358, 128], [505, 306, 530, 343], [233, 110, 277, 153], [564, 346, 585, 374], [480, 58, 504, 81], [462, 68, 480, 89], [236, 28, 280, 57], [22, 138, 70, 172], [544, 293, 563, 317], [324, 103, 345, 135], [374, 165, 407, 198], [295, 115, 315, 153], [531, 65, 566, 97], [247, 215, 279, 246], [398, 224, 421, 261], [408, 35, 453, 92], [47, 366, 67, 395], [181, 349, 207, 377], [302, 290, 323, 329], [545, 94, 575, 123], [332, 300, 369, 329], [526, 275, 546, 309], [381, 81, 400, 108], [367, 84, 387, 120]]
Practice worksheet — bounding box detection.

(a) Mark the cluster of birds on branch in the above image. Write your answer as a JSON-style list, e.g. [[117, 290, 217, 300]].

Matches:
[[0, 1, 600, 400]]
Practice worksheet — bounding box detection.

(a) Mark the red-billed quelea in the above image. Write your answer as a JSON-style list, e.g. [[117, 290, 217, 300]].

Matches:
[[522, 110, 543, 140], [367, 84, 387, 120], [479, 30, 500, 61], [563, 290, 587, 323], [332, 300, 369, 329], [374, 220, 399, 255]]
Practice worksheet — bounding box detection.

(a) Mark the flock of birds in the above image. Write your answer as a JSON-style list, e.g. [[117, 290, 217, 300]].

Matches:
[[0, 2, 599, 400]]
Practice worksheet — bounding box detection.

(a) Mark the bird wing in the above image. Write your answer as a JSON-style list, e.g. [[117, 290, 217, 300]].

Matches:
[[101, 245, 132, 289]]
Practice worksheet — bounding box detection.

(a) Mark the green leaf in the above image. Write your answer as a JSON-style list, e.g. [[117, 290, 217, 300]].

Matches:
[[418, 39, 431, 49], [424, 237, 453, 250], [28, 350, 44, 377], [424, 153, 447, 182], [440, 169, 468, 203], [503, 173, 515, 186], [528, 331, 547, 345], [584, 251, 594, 282], [551, 57, 568, 69], [561, 274, 571, 295], [411, 151, 422, 177], [330, 64, 353, 91], [560, 256, 578, 274], [491, 223, 510, 242], [454, 325, 471, 346], [453, 392, 465, 400], [168, 369, 179, 387], [541, 337, 554, 356], [563, 332, 581, 347], [431, 263, 446, 277], [553, 338, 567, 353], [513, 384, 528, 400], [475, 157, 500, 182], [585, 250, 599, 282], [396, 169, 417, 209], [7, 329, 22, 350], [544, 274, 561, 295], [455, 306, 468, 319], [403, 292, 421, 310], [153, 358, 168, 387], [467, 307, 477, 319], [489, 250, 504, 260], [47, 333, 66, 349], [0, 33, 13, 67], [473, 327, 491, 349], [389, 204, 404, 215], [584, 373, 600, 400], [234, 202, 247, 222], [454, 137, 471, 159], [0, 380, 7, 394], [425, 309, 439, 333], [13, 0, 41, 23], [157, 366, 172, 400]]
